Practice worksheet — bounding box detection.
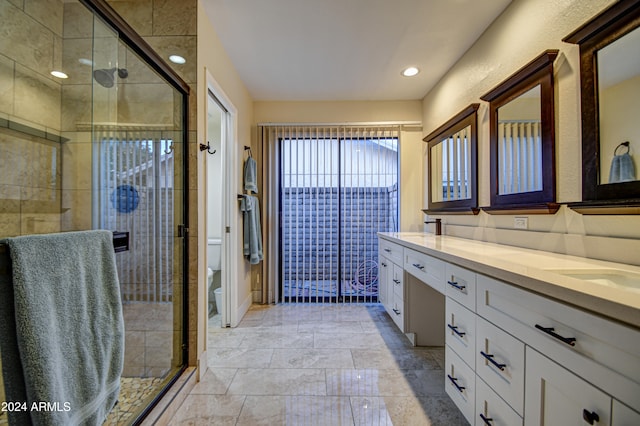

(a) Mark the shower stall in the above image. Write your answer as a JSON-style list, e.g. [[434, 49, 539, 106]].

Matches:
[[0, 0, 188, 424]]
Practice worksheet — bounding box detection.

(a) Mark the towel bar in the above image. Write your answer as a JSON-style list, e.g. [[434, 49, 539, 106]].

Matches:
[[0, 230, 129, 257]]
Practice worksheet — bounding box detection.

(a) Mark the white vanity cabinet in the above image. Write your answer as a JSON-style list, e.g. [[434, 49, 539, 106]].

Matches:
[[378, 239, 405, 332], [377, 233, 640, 424], [389, 263, 405, 330]]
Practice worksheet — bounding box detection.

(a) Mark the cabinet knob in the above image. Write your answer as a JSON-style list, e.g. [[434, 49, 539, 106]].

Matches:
[[582, 409, 599, 425]]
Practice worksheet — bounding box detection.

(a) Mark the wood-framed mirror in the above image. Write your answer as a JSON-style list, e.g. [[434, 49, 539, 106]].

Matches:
[[480, 50, 560, 214], [564, 0, 640, 214], [423, 104, 479, 215]]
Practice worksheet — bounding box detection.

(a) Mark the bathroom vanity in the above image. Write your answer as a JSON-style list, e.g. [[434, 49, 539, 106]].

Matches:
[[378, 232, 640, 425]]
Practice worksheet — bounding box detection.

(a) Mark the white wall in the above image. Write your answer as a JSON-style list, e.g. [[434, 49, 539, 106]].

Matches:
[[421, 0, 640, 267]]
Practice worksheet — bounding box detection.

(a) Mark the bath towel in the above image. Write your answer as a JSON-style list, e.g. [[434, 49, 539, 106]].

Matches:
[[244, 156, 258, 193], [609, 152, 636, 183], [0, 230, 124, 426], [0, 245, 30, 426], [240, 195, 263, 264]]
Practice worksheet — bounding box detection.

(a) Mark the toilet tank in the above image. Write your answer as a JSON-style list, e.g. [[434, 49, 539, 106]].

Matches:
[[207, 238, 222, 271]]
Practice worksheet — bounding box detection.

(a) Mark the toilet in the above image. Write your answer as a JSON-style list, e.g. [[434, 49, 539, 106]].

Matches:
[[207, 267, 214, 292], [214, 287, 222, 316], [207, 238, 223, 316]]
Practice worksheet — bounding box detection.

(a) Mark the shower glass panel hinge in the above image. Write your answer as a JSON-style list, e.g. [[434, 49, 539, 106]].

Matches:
[[225, 226, 231, 233], [178, 224, 188, 238]]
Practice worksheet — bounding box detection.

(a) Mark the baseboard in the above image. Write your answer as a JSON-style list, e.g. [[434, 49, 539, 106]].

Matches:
[[235, 292, 252, 326]]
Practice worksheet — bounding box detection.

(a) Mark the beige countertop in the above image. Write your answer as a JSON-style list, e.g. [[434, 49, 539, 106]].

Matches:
[[378, 232, 640, 329]]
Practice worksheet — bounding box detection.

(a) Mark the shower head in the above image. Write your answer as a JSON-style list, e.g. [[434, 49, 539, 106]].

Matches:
[[93, 67, 129, 88]]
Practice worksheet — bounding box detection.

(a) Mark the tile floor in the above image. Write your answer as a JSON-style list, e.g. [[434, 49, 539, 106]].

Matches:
[[168, 303, 467, 425]]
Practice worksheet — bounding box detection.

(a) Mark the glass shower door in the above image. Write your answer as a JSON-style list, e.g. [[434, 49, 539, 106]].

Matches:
[[90, 25, 186, 425]]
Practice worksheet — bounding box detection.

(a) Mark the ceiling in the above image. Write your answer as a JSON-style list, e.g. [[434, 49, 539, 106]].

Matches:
[[202, 0, 512, 102]]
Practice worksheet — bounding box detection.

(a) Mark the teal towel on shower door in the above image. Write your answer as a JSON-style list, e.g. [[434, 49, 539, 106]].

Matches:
[[0, 230, 124, 426]]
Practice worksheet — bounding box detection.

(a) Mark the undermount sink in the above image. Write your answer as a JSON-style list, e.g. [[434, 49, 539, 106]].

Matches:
[[545, 268, 640, 290]]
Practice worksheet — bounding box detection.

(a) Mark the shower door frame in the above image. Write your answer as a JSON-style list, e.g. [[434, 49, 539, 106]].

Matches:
[[80, 0, 190, 423]]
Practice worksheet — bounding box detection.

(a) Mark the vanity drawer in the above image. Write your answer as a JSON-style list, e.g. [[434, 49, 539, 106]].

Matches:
[[445, 345, 476, 425], [391, 298, 404, 330], [476, 376, 523, 426], [404, 248, 445, 293], [477, 274, 640, 410], [392, 263, 404, 300], [476, 316, 525, 415], [379, 238, 404, 265], [445, 263, 476, 312], [445, 297, 476, 369]]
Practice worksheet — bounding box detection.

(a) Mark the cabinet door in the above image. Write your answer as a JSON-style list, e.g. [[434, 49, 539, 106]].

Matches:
[[612, 400, 640, 426], [476, 376, 523, 426], [378, 255, 389, 307], [445, 345, 476, 424], [525, 347, 611, 426]]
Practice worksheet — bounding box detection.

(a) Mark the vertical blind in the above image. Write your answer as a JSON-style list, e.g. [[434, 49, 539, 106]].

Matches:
[[95, 126, 174, 302], [498, 120, 542, 194], [267, 125, 399, 303], [431, 125, 471, 201]]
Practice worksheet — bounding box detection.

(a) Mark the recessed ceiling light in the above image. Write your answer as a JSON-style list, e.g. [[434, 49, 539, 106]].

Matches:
[[401, 66, 419, 77], [78, 58, 93, 66], [50, 70, 68, 79], [169, 55, 186, 64]]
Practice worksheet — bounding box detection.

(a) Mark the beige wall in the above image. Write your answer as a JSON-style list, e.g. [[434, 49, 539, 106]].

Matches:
[[421, 0, 640, 266], [197, 0, 254, 369]]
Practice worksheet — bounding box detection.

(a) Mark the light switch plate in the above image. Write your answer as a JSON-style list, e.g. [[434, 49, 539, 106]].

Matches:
[[514, 217, 528, 229]]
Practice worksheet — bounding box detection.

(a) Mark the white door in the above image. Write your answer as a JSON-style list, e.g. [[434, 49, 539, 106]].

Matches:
[[525, 347, 611, 425]]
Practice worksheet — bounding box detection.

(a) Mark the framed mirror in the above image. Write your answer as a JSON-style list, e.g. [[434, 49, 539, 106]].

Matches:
[[481, 50, 560, 214], [564, 0, 640, 214], [423, 104, 479, 215]]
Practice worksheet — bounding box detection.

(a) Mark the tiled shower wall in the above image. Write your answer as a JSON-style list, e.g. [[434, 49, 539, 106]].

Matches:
[[0, 0, 66, 237]]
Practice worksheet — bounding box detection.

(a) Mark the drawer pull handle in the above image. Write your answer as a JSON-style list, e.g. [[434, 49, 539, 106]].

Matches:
[[582, 409, 599, 425], [412, 263, 425, 270], [393, 279, 401, 284], [447, 374, 465, 393], [381, 262, 387, 267], [479, 414, 494, 425], [392, 308, 401, 315], [447, 280, 466, 291], [384, 248, 391, 253], [447, 324, 466, 337], [534, 324, 576, 346], [480, 351, 506, 371]]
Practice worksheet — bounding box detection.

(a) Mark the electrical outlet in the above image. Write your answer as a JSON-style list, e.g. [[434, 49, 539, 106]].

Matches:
[[514, 217, 528, 229]]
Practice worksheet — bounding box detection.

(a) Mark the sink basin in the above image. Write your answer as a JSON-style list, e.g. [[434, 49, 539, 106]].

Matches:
[[545, 268, 640, 290]]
